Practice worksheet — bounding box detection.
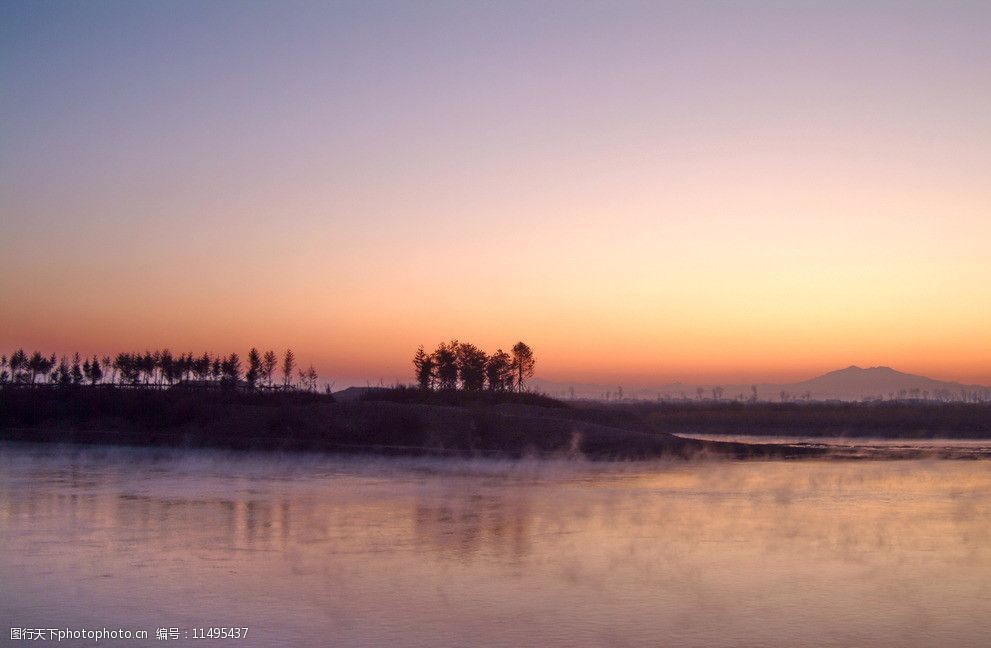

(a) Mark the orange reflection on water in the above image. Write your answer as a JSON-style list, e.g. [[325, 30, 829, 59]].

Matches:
[[1, 447, 989, 647]]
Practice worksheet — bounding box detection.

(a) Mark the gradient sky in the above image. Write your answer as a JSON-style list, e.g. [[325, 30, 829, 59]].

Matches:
[[2, 1, 990, 387]]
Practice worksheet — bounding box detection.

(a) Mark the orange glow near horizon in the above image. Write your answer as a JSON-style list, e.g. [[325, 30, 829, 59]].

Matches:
[[2, 3, 990, 387]]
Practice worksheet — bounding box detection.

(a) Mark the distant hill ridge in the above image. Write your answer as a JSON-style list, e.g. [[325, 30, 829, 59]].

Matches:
[[531, 366, 991, 402]]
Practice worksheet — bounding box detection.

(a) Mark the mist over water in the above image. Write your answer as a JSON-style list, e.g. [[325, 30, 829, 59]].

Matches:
[[1, 443, 989, 647]]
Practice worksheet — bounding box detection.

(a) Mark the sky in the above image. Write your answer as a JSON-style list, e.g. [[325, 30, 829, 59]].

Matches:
[[1, 1, 990, 387]]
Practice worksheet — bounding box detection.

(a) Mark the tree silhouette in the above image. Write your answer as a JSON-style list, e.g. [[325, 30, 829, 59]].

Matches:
[[147, 351, 159, 384], [282, 349, 296, 389], [246, 348, 262, 390], [54, 356, 71, 386], [411, 341, 535, 393], [114, 353, 132, 384], [485, 349, 512, 391], [298, 364, 318, 392], [10, 349, 27, 383], [510, 341, 535, 392], [1, 344, 333, 398], [162, 351, 173, 383], [412, 346, 434, 390], [84, 356, 104, 385], [456, 342, 487, 391], [221, 353, 242, 386], [42, 354, 57, 383], [71, 353, 84, 385], [27, 351, 46, 384], [432, 341, 458, 390], [178, 353, 193, 382], [139, 351, 154, 384], [262, 350, 277, 388], [191, 353, 208, 381], [132, 353, 145, 384]]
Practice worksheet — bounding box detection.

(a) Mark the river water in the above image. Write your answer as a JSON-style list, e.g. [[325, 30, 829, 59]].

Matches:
[[1, 442, 989, 647]]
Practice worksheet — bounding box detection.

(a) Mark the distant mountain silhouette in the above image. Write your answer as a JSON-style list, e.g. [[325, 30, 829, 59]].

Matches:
[[787, 366, 987, 401], [531, 366, 991, 402]]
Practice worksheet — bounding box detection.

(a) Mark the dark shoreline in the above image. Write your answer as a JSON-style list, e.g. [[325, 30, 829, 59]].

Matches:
[[0, 412, 826, 461], [4, 387, 989, 460], [0, 387, 826, 460]]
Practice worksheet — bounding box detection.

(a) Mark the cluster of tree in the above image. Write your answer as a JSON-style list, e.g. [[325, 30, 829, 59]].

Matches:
[[887, 387, 989, 403], [0, 348, 321, 392], [412, 340, 535, 392]]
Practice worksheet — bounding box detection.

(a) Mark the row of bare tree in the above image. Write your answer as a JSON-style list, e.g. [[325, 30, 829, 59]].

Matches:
[[412, 341, 535, 392], [0, 348, 321, 392]]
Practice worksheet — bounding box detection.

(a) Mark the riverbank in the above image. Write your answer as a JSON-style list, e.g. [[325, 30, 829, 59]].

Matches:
[[0, 387, 819, 460], [9, 387, 985, 459]]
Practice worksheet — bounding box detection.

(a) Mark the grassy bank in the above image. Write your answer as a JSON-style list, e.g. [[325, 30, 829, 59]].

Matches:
[[0, 386, 822, 460]]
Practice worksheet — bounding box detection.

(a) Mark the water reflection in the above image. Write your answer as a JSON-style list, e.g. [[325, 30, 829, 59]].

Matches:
[[412, 493, 532, 562], [1, 444, 990, 647]]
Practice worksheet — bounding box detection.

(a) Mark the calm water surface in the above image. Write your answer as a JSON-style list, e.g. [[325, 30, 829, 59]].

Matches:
[[1, 442, 989, 647]]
